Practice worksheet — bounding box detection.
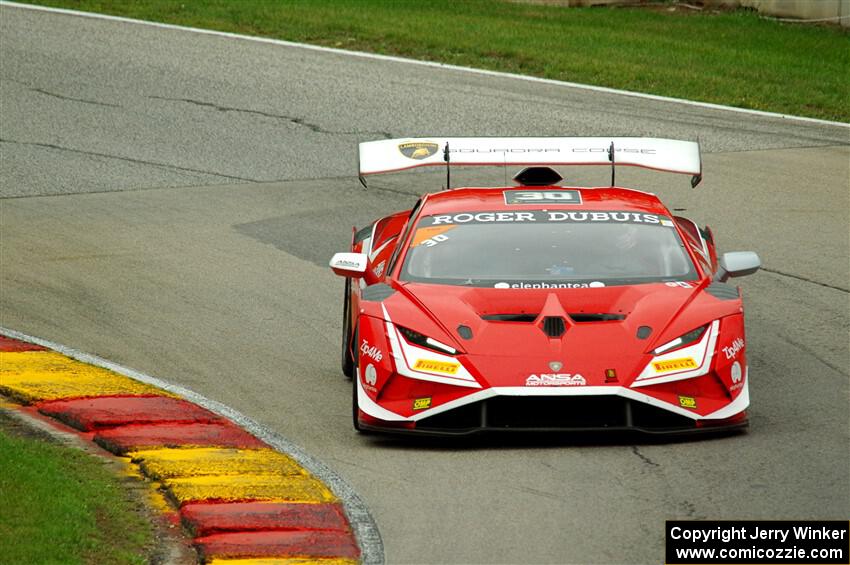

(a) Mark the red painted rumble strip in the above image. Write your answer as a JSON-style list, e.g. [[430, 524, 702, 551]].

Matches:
[[94, 422, 268, 455], [0, 335, 46, 351], [1, 333, 363, 562], [37, 395, 224, 431], [194, 530, 361, 561], [181, 501, 350, 537]]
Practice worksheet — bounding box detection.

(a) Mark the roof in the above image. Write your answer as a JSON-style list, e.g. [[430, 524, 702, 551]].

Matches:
[[418, 186, 670, 216]]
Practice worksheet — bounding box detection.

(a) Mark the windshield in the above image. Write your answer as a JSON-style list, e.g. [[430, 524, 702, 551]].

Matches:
[[400, 210, 697, 288]]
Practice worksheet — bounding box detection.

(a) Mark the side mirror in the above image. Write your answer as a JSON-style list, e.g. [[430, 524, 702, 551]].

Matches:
[[715, 251, 761, 282], [329, 252, 368, 278]]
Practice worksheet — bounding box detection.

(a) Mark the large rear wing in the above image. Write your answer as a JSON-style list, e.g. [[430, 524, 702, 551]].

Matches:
[[358, 137, 702, 188]]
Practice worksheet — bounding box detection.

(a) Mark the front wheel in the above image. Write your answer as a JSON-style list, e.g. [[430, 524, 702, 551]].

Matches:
[[352, 328, 362, 432], [352, 371, 362, 432], [341, 278, 354, 378]]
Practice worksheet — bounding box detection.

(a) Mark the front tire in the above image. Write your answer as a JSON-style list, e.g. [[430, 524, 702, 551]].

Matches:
[[352, 327, 362, 432], [341, 278, 354, 378], [352, 372, 362, 432]]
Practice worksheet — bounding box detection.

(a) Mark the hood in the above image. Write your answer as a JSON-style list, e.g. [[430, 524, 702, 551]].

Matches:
[[390, 281, 730, 387]]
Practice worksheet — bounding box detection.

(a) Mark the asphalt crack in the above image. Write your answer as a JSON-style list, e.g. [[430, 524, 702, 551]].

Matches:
[[681, 500, 698, 518], [30, 87, 120, 108], [361, 183, 422, 198], [761, 267, 848, 293], [774, 332, 849, 377], [149, 96, 393, 138], [0, 138, 259, 183], [631, 445, 660, 468]]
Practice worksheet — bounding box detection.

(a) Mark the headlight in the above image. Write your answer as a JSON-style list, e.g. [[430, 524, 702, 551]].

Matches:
[[633, 320, 719, 388], [397, 326, 458, 355], [653, 325, 708, 355]]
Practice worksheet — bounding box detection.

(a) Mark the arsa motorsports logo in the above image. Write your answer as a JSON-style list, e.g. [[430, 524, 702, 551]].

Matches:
[[526, 373, 586, 387], [399, 141, 439, 160]]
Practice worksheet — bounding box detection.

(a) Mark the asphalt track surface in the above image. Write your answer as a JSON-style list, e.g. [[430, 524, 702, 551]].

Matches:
[[1, 4, 848, 564]]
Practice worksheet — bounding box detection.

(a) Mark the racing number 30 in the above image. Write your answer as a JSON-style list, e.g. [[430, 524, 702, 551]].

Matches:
[[422, 234, 449, 247], [504, 190, 582, 205], [513, 191, 577, 202]]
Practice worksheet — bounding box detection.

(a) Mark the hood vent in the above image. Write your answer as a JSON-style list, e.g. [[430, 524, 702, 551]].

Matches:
[[570, 313, 626, 322], [481, 312, 625, 323], [481, 313, 537, 322], [542, 316, 566, 338]]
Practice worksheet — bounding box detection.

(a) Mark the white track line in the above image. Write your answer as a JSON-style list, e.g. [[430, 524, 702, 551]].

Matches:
[[2, 0, 847, 129], [0, 325, 385, 565]]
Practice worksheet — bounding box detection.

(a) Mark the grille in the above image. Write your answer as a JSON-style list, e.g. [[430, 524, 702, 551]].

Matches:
[[416, 397, 696, 432], [488, 396, 625, 429], [630, 401, 694, 429], [542, 316, 566, 337]]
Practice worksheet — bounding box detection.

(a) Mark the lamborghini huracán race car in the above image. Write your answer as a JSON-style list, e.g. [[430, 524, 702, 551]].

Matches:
[[330, 137, 760, 435]]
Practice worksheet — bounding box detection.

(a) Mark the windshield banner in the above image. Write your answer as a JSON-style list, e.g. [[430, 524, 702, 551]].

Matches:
[[424, 210, 675, 227]]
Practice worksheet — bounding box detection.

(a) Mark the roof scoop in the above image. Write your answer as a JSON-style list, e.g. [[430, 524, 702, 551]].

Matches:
[[513, 166, 563, 186]]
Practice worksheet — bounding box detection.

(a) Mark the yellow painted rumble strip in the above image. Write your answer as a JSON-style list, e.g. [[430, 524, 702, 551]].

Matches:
[[208, 559, 358, 565], [113, 456, 176, 515], [129, 447, 307, 480], [164, 474, 337, 505], [0, 351, 172, 404]]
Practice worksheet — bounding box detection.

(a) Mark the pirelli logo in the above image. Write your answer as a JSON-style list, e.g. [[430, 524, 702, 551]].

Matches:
[[653, 357, 698, 373], [413, 359, 459, 375]]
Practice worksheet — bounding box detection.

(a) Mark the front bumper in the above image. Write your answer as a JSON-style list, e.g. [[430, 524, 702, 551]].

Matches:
[[357, 393, 748, 437]]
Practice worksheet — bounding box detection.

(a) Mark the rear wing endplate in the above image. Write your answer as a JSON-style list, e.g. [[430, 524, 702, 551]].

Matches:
[[358, 137, 702, 188]]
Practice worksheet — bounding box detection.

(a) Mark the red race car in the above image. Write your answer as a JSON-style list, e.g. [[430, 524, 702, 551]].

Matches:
[[331, 137, 760, 436]]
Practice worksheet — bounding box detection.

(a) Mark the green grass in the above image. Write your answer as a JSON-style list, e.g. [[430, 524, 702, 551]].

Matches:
[[19, 0, 850, 122], [0, 419, 154, 564]]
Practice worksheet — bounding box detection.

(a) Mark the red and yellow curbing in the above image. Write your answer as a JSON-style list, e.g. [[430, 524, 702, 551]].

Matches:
[[0, 334, 361, 563]]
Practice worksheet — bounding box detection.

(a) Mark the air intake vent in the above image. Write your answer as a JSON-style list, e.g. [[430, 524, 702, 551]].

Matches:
[[482, 313, 625, 323], [481, 314, 537, 322], [513, 166, 563, 186], [569, 313, 626, 322], [542, 316, 566, 338]]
